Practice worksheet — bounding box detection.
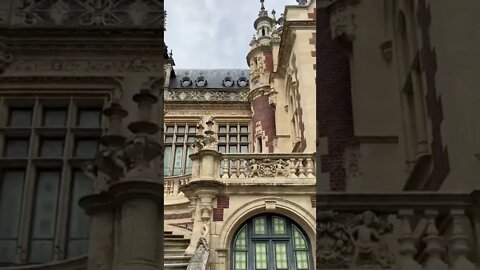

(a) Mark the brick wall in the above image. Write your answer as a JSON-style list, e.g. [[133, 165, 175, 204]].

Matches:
[[213, 196, 230, 221], [316, 7, 354, 191], [263, 51, 274, 72], [252, 95, 277, 153]]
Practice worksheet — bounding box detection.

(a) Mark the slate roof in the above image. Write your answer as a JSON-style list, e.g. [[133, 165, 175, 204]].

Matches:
[[170, 69, 250, 89]]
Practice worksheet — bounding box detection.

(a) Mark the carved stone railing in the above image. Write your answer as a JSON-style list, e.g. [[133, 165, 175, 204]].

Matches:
[[316, 192, 480, 270], [219, 153, 315, 179], [164, 174, 191, 196]]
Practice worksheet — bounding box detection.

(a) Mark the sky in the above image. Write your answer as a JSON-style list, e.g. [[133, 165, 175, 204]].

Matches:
[[165, 0, 299, 69]]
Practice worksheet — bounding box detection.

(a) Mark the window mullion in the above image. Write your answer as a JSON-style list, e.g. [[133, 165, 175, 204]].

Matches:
[[54, 97, 74, 260], [17, 97, 39, 263]]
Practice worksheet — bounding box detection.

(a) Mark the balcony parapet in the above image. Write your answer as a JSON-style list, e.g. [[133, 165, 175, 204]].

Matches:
[[219, 152, 315, 179], [316, 191, 480, 270], [164, 174, 192, 196]]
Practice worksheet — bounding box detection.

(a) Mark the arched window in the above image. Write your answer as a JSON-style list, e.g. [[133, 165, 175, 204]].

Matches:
[[231, 214, 313, 270]]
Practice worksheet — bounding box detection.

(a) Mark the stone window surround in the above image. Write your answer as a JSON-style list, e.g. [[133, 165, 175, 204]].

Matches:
[[0, 93, 106, 265]]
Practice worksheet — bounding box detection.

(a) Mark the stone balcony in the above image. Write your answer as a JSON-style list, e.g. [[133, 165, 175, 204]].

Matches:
[[316, 192, 480, 270], [164, 152, 316, 202]]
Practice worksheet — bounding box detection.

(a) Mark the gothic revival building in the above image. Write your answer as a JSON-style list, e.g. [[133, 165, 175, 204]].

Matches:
[[0, 0, 317, 270], [163, 1, 317, 269]]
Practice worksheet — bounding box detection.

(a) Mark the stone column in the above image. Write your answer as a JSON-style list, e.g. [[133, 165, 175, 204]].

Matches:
[[80, 194, 114, 270], [113, 87, 163, 270]]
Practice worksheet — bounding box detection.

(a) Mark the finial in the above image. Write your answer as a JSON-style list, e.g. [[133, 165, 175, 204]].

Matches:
[[260, 0, 265, 10], [271, 9, 276, 21], [169, 49, 173, 58]]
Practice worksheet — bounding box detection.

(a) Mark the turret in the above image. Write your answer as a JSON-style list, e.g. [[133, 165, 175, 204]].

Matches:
[[246, 0, 277, 153]]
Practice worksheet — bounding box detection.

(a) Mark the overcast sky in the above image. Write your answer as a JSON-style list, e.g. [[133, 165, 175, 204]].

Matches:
[[165, 0, 298, 69]]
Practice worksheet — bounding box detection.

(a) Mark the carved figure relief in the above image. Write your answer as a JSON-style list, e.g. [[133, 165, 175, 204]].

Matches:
[[246, 159, 289, 178], [317, 211, 395, 269]]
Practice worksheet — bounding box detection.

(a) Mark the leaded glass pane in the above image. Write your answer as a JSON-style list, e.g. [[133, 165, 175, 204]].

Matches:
[[8, 107, 32, 127], [67, 239, 89, 259], [229, 135, 237, 142], [229, 145, 237, 153], [272, 217, 286, 234], [177, 126, 185, 133], [29, 240, 53, 263], [0, 170, 25, 238], [176, 136, 184, 143], [254, 218, 265, 234], [74, 138, 98, 158], [68, 171, 92, 239], [294, 227, 307, 249], [42, 107, 67, 126], [188, 126, 196, 133], [219, 136, 226, 142], [295, 251, 309, 269], [39, 137, 64, 157], [77, 108, 101, 127], [275, 243, 288, 269], [31, 170, 60, 238], [187, 136, 195, 143], [219, 126, 227, 133], [255, 243, 267, 269], [234, 252, 247, 270], [164, 146, 172, 175], [240, 135, 248, 142], [165, 136, 173, 143], [166, 126, 174, 133], [4, 138, 29, 157], [218, 145, 226, 153], [173, 146, 183, 175], [235, 228, 246, 249], [0, 240, 16, 263], [240, 126, 249, 133], [230, 126, 237, 133], [185, 147, 193, 174], [240, 145, 249, 153]]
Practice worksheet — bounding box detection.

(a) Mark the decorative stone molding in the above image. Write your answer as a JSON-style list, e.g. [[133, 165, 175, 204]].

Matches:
[[0, 44, 13, 74], [329, 0, 360, 41], [344, 141, 361, 180], [10, 58, 164, 73], [165, 89, 248, 102], [7, 0, 165, 28], [380, 40, 393, 62]]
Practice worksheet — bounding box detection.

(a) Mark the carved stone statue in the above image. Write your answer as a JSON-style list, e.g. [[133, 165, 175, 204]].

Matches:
[[350, 211, 394, 268], [187, 237, 210, 270], [248, 159, 259, 177]]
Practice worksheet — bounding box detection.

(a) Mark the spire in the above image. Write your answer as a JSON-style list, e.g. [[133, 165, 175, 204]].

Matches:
[[258, 0, 268, 17]]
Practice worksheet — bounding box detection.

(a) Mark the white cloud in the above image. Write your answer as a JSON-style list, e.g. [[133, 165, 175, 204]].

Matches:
[[165, 0, 299, 69]]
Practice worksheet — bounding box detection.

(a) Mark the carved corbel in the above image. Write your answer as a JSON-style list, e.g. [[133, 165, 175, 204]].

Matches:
[[329, 0, 360, 41], [0, 44, 13, 74]]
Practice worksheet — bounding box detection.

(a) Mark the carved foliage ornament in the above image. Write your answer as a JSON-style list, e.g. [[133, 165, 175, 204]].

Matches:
[[317, 211, 395, 268], [165, 89, 248, 102], [14, 0, 165, 28]]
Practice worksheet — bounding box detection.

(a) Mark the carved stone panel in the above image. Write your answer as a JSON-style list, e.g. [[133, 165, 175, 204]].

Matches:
[[5, 0, 165, 28], [165, 89, 248, 102], [317, 211, 395, 269]]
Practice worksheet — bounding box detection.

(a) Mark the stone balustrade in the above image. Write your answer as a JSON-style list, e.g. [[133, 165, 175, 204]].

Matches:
[[164, 174, 191, 196], [219, 153, 316, 179], [316, 192, 480, 270]]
